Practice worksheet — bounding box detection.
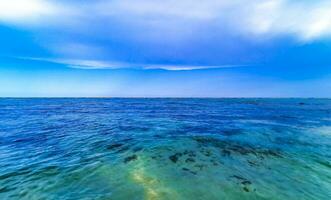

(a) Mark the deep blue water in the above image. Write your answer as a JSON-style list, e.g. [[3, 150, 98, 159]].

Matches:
[[0, 98, 331, 199]]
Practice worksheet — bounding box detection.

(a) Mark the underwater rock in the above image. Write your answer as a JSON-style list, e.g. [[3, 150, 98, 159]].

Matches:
[[116, 146, 130, 153], [124, 155, 138, 163], [106, 143, 123, 150], [185, 158, 195, 163], [169, 153, 183, 163], [0, 186, 11, 193], [247, 160, 259, 167], [194, 136, 283, 159], [183, 150, 196, 157], [193, 137, 217, 145], [151, 155, 162, 159], [264, 149, 283, 158], [231, 175, 248, 181], [182, 168, 197, 175], [315, 159, 331, 169], [227, 144, 255, 156], [241, 180, 252, 185], [231, 175, 252, 185], [205, 150, 212, 157], [230, 175, 253, 192], [243, 187, 250, 192], [200, 148, 212, 157], [194, 164, 205, 171], [210, 159, 219, 166], [169, 155, 178, 163], [221, 149, 231, 157]]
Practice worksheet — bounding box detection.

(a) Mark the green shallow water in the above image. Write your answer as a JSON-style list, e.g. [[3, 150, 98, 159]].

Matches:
[[0, 98, 331, 199]]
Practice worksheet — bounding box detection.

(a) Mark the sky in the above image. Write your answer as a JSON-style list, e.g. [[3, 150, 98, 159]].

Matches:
[[0, 0, 331, 97]]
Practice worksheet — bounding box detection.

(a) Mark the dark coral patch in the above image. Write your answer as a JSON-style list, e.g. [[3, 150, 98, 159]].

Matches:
[[185, 158, 195, 163], [182, 168, 197, 175], [243, 187, 250, 192], [106, 143, 123, 150], [124, 155, 138, 163], [169, 153, 183, 163]]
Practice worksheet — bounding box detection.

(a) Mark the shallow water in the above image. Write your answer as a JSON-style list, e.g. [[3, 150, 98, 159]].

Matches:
[[0, 98, 331, 199]]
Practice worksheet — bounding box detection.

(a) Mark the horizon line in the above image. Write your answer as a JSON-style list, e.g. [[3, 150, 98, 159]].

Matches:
[[0, 97, 330, 99]]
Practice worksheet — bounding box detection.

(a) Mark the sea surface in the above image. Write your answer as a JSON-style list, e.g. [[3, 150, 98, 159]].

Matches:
[[0, 98, 331, 200]]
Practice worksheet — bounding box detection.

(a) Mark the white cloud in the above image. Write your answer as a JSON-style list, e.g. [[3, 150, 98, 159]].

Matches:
[[243, 0, 331, 41], [92, 0, 331, 42], [1, 0, 331, 55], [96, 0, 230, 20], [0, 0, 60, 24], [300, 5, 331, 41], [18, 57, 245, 71]]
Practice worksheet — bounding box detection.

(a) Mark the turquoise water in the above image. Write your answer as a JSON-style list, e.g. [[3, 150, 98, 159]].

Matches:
[[0, 98, 331, 199]]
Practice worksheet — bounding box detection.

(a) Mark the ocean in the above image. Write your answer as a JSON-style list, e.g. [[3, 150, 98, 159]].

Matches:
[[0, 98, 330, 199]]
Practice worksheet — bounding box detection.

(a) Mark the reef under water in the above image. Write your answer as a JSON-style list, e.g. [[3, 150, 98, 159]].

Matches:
[[0, 98, 330, 199]]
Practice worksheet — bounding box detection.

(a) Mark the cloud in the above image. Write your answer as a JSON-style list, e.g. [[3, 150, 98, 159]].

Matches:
[[95, 0, 230, 20], [18, 57, 245, 71], [1, 0, 331, 42], [87, 0, 331, 42], [243, 0, 331, 41], [0, 0, 61, 25], [1, 0, 331, 68]]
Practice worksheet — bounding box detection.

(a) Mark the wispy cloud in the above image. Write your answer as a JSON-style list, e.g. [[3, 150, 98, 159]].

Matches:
[[94, 0, 327, 42], [19, 57, 246, 71], [2, 0, 331, 41], [2, 0, 331, 71]]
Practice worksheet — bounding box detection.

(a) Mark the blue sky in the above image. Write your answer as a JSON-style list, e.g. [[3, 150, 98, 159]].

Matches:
[[0, 0, 331, 97]]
